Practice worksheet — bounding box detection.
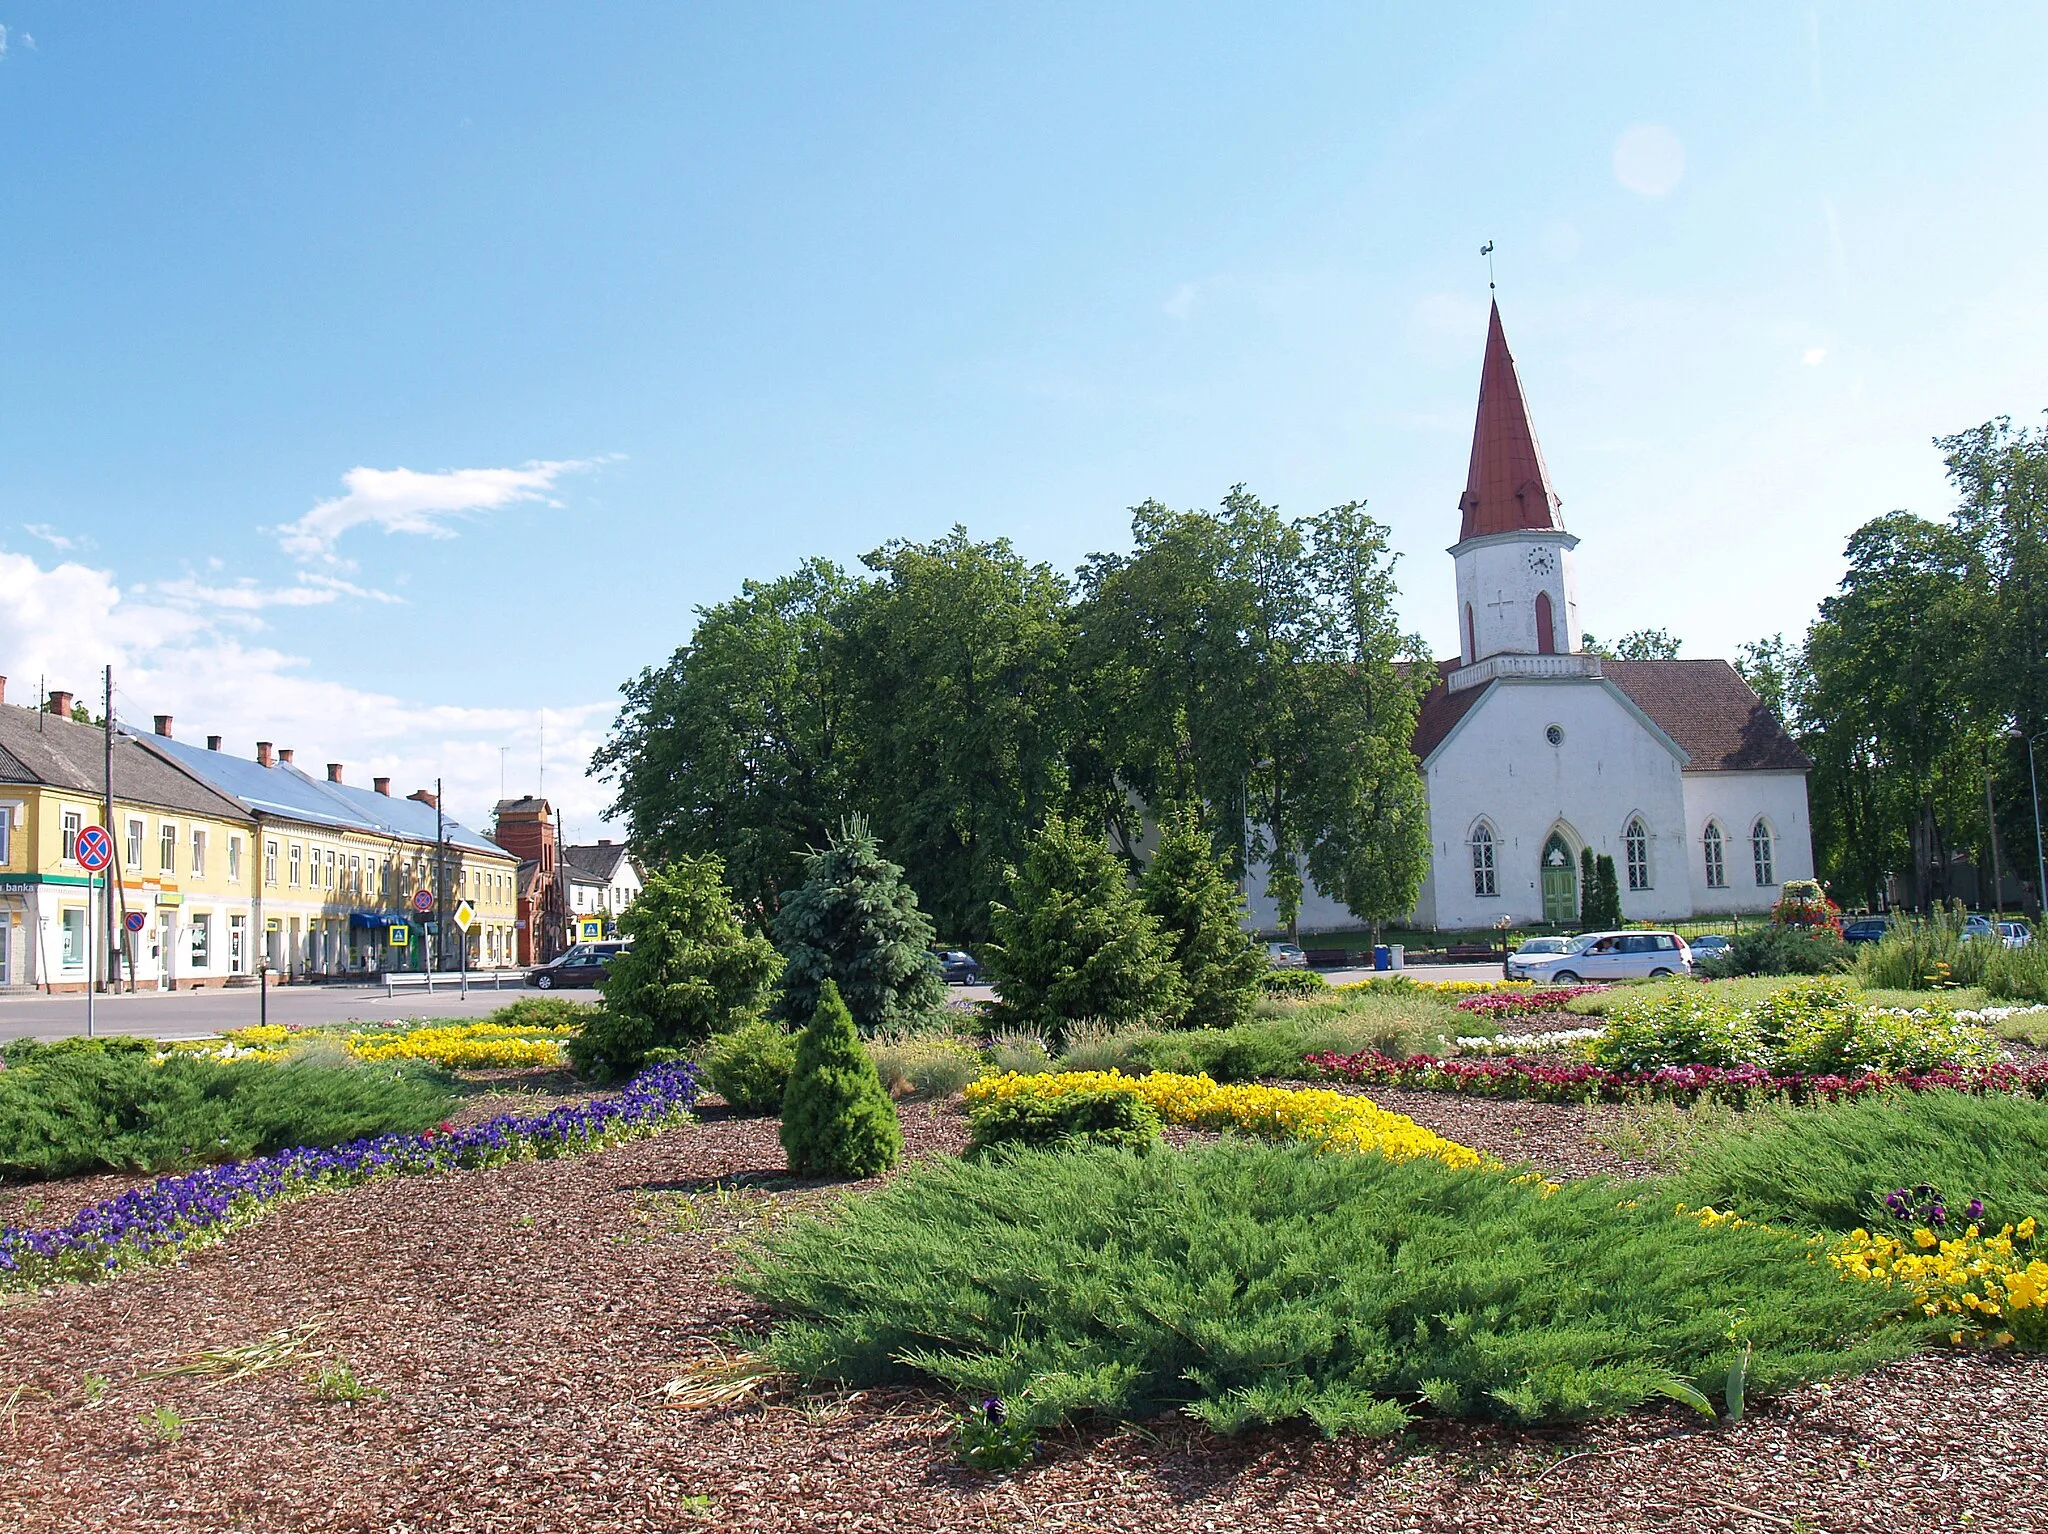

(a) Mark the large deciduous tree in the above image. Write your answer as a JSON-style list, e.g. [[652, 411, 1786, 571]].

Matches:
[[595, 560, 855, 924]]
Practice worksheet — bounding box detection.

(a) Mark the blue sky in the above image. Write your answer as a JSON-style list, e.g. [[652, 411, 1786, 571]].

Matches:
[[2, 5, 2044, 835]]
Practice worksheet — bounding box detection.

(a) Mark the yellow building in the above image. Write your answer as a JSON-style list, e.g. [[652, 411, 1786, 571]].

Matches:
[[0, 688, 259, 991]]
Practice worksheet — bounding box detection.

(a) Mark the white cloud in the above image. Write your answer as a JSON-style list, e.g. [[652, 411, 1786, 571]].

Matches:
[[1163, 282, 1201, 320], [1802, 347, 1828, 366], [1613, 123, 1686, 198], [147, 571, 404, 612], [0, 548, 620, 834], [22, 523, 84, 552], [274, 458, 602, 562]]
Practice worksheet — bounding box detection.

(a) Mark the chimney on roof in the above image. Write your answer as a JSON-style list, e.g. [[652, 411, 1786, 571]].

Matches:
[[47, 690, 73, 718], [597, 838, 611, 846], [278, 749, 294, 765], [256, 741, 274, 768], [373, 776, 391, 796], [408, 788, 438, 809], [206, 734, 222, 751], [326, 763, 344, 783], [0, 677, 7, 706], [153, 714, 173, 738]]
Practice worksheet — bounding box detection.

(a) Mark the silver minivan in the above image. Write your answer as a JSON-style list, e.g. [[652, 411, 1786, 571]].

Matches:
[[1506, 930, 1691, 983]]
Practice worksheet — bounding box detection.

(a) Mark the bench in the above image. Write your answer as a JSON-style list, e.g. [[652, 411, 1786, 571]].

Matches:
[[1302, 949, 1351, 969], [1444, 943, 1499, 961]]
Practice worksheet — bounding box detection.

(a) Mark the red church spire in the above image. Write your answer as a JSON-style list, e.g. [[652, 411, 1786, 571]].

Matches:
[[1456, 300, 1563, 541]]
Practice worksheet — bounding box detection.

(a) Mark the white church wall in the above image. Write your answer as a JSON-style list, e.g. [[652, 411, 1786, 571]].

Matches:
[[1680, 770, 1816, 916], [1424, 678, 1690, 930], [1452, 531, 1581, 662]]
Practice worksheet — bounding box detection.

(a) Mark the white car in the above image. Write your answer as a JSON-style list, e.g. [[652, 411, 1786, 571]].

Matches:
[[1266, 942, 1308, 969], [1506, 930, 1692, 983]]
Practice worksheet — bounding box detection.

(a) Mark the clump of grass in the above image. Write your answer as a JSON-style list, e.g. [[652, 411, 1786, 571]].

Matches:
[[1589, 1099, 1769, 1172], [983, 1028, 1054, 1076], [1054, 1020, 1155, 1074], [740, 1140, 1914, 1438], [868, 1031, 982, 1100], [307, 1358, 385, 1403], [141, 1321, 323, 1385]]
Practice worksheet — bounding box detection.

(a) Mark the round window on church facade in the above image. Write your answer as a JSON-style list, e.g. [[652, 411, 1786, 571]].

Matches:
[[1545, 724, 1565, 746]]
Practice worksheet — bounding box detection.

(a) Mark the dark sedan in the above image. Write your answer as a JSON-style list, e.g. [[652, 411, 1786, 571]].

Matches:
[[932, 949, 985, 984], [526, 941, 629, 989], [1842, 919, 1891, 945]]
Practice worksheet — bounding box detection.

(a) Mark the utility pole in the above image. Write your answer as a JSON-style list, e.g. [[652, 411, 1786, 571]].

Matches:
[[435, 776, 446, 973], [102, 665, 115, 994]]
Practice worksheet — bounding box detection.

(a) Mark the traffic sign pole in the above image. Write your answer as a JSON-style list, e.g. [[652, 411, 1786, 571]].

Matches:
[[75, 826, 114, 1037]]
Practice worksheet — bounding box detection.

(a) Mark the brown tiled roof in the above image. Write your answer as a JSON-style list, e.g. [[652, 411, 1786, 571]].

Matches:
[[1409, 658, 1807, 773], [1600, 659, 1810, 772], [1457, 300, 1564, 541], [1410, 659, 1486, 761]]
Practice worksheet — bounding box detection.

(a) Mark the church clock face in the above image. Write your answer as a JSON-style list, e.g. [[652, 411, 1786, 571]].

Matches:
[[1526, 544, 1557, 577]]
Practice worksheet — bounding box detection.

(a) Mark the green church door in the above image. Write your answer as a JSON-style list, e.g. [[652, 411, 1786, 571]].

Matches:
[[1540, 834, 1577, 925]]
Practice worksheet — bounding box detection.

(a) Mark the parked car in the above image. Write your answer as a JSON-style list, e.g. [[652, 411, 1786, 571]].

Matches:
[[1506, 930, 1692, 983], [1512, 936, 1572, 958], [1686, 934, 1732, 959], [525, 941, 629, 990], [932, 949, 985, 984], [1266, 942, 1309, 970], [1997, 921, 2034, 949], [1842, 917, 1891, 945]]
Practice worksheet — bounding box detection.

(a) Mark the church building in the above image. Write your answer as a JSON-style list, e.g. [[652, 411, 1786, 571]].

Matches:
[[1259, 301, 1813, 933]]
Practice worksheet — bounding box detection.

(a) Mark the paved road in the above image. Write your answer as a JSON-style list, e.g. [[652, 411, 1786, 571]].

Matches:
[[2, 962, 1516, 1044], [0, 979, 545, 1043]]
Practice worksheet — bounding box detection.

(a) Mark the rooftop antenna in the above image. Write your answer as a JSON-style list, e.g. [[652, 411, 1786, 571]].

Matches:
[[1481, 239, 1497, 292], [537, 712, 544, 799], [499, 745, 508, 802]]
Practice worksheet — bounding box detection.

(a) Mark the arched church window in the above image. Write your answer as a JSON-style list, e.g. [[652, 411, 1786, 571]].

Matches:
[[1703, 822, 1727, 889], [1465, 604, 1477, 662], [1470, 823, 1497, 897], [1625, 818, 1650, 891], [1535, 591, 1556, 655], [1751, 819, 1775, 886]]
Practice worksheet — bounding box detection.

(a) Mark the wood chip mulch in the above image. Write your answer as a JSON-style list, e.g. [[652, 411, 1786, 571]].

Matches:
[[3, 1076, 2045, 1533]]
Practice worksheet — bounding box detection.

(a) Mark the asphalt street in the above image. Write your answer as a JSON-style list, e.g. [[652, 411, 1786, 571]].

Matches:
[[0, 962, 1514, 1043]]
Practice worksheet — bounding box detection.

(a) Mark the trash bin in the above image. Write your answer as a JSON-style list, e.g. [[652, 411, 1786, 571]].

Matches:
[[1373, 944, 1391, 971], [1388, 944, 1405, 971]]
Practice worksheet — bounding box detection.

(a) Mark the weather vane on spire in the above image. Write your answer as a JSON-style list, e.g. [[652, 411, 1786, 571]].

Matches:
[[1480, 240, 1496, 292]]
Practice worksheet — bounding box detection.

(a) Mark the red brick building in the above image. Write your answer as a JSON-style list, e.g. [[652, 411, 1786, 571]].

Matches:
[[491, 796, 569, 966]]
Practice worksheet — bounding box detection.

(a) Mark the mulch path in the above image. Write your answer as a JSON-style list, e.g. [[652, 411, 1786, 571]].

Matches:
[[3, 1078, 2046, 1533]]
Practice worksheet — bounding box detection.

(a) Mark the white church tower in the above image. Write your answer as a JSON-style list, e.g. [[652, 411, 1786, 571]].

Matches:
[[1450, 301, 1583, 667]]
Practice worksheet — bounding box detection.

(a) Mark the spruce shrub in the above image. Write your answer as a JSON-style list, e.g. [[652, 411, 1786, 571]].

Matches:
[[965, 1086, 1161, 1155], [1259, 969, 1329, 997], [1698, 923, 1850, 978], [569, 854, 781, 1082], [741, 1140, 1912, 1436], [485, 995, 599, 1032], [780, 980, 903, 1179], [0, 1047, 455, 1180], [1666, 1089, 2048, 1232], [772, 816, 948, 1034], [983, 815, 1186, 1038], [702, 1021, 799, 1114], [1140, 813, 1267, 1030]]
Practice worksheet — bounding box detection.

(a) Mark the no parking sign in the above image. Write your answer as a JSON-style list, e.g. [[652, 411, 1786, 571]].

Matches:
[[75, 825, 112, 872]]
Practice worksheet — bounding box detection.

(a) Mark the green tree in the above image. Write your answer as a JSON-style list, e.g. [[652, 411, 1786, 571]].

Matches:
[[1578, 848, 1598, 929], [983, 815, 1186, 1035], [780, 979, 903, 1179], [1592, 854, 1624, 929], [569, 855, 782, 1081], [1139, 812, 1266, 1031], [1581, 628, 1681, 660], [595, 560, 857, 925], [771, 815, 947, 1034], [841, 529, 1074, 943]]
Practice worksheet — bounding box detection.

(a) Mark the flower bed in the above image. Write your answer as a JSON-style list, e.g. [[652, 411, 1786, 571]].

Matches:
[[208, 1020, 579, 1070], [0, 1062, 699, 1291], [1454, 1027, 1605, 1057], [1833, 1215, 2047, 1350], [1304, 1049, 2048, 1107], [1452, 984, 1609, 1019], [965, 1069, 1489, 1170]]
